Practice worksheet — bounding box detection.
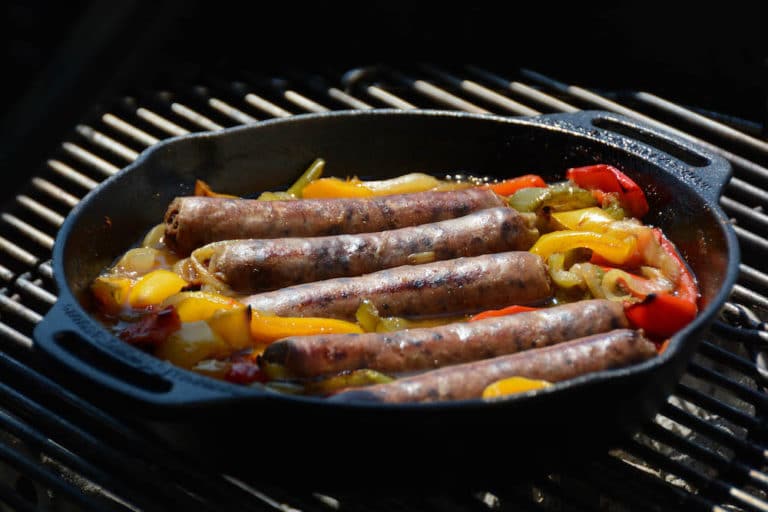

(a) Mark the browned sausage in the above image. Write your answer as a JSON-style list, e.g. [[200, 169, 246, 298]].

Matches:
[[243, 252, 551, 320], [329, 329, 656, 403], [198, 207, 538, 293], [262, 299, 627, 377], [164, 188, 505, 255]]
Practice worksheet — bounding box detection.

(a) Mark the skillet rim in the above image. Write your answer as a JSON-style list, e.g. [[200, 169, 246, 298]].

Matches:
[[42, 108, 740, 411]]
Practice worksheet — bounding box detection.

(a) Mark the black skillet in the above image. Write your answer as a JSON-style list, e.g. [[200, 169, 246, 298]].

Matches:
[[34, 110, 738, 486]]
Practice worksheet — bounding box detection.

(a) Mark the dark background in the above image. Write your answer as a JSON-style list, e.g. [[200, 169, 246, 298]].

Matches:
[[3, 1, 766, 182]]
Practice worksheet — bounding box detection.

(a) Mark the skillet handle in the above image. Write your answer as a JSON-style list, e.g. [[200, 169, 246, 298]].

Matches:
[[33, 300, 253, 415], [552, 110, 732, 204]]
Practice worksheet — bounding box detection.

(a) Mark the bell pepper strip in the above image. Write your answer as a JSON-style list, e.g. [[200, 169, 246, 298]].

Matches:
[[118, 305, 181, 346], [655, 228, 699, 305], [128, 269, 188, 308], [300, 177, 374, 199], [551, 207, 616, 232], [363, 173, 444, 195], [286, 158, 325, 197], [625, 293, 697, 340], [194, 179, 238, 199], [249, 313, 364, 344], [486, 174, 546, 196], [530, 231, 637, 266], [566, 165, 649, 219], [225, 361, 268, 385], [469, 305, 538, 322], [482, 376, 552, 399]]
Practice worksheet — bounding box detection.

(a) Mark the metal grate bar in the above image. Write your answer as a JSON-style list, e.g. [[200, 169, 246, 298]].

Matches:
[[282, 90, 330, 113], [15, 196, 65, 227], [727, 178, 768, 209], [732, 283, 768, 310], [61, 142, 121, 176], [1, 214, 55, 250], [687, 362, 767, 410], [47, 159, 98, 190], [208, 97, 258, 124], [0, 237, 39, 267], [421, 65, 541, 116], [170, 102, 225, 131], [629, 91, 768, 156], [101, 113, 159, 146], [30, 178, 80, 208], [0, 322, 33, 349], [0, 293, 43, 324], [75, 125, 139, 161], [740, 263, 768, 293], [675, 383, 764, 433], [364, 85, 417, 109], [326, 87, 373, 110], [520, 69, 768, 187], [245, 93, 292, 118], [14, 274, 57, 305], [466, 66, 580, 113], [391, 72, 489, 114], [135, 107, 190, 136]]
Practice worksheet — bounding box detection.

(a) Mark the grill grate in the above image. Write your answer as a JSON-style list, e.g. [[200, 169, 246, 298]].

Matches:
[[1, 65, 767, 511]]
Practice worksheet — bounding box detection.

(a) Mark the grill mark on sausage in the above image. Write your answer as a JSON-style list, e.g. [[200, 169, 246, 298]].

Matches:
[[244, 251, 551, 320], [262, 299, 626, 377], [207, 208, 539, 293], [164, 188, 505, 255], [329, 329, 656, 403]]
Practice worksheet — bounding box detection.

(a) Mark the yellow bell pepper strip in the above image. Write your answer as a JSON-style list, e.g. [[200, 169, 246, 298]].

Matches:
[[118, 306, 181, 346], [363, 173, 444, 195], [160, 291, 240, 323], [551, 207, 617, 232], [128, 269, 188, 308], [206, 306, 253, 351], [530, 231, 637, 266], [469, 305, 538, 322], [482, 376, 552, 399], [91, 276, 132, 314], [154, 320, 229, 369], [486, 174, 546, 196], [566, 164, 649, 219], [249, 312, 363, 344], [306, 369, 394, 396], [300, 177, 375, 199], [194, 179, 238, 199]]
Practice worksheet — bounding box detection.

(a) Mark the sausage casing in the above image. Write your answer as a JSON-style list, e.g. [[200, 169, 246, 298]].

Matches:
[[164, 188, 505, 255], [330, 329, 656, 403], [262, 299, 627, 377], [244, 251, 551, 320], [199, 207, 538, 293]]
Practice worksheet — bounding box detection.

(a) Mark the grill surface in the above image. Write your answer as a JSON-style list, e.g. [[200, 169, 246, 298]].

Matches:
[[1, 65, 767, 511]]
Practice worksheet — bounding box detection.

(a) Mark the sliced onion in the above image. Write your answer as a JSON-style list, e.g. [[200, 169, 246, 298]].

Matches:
[[570, 263, 606, 299], [547, 253, 583, 289], [189, 243, 235, 295]]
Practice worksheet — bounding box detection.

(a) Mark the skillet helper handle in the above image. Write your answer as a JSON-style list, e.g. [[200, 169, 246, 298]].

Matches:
[[555, 110, 733, 204], [33, 301, 250, 414]]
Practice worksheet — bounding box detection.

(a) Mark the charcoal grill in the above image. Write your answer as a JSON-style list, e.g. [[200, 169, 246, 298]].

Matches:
[[1, 65, 767, 511]]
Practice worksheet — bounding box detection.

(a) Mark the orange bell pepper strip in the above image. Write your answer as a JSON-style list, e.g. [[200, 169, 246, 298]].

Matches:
[[250, 313, 363, 344], [469, 305, 538, 322], [486, 174, 546, 196], [566, 165, 649, 219], [300, 177, 374, 199]]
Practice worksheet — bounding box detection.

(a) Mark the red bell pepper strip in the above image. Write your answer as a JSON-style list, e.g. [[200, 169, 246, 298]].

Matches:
[[118, 306, 181, 346], [224, 361, 268, 385], [486, 175, 546, 196], [625, 293, 697, 340], [469, 305, 538, 322], [566, 164, 649, 219], [654, 228, 699, 305]]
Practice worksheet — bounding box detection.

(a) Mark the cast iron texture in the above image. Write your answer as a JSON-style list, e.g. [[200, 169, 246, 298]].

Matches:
[[34, 110, 739, 486]]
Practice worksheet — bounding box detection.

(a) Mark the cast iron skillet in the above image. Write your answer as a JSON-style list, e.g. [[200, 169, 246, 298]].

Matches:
[[35, 110, 738, 486]]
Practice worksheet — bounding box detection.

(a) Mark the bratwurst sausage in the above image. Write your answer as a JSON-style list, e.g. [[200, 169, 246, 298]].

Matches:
[[330, 329, 656, 403], [244, 252, 551, 320], [164, 188, 505, 255], [261, 299, 627, 377], [197, 207, 538, 293]]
